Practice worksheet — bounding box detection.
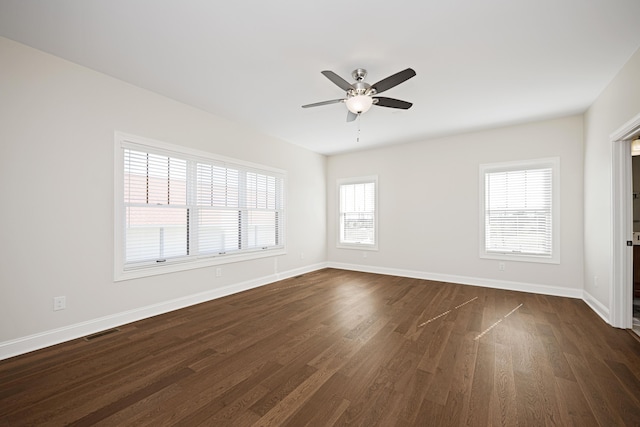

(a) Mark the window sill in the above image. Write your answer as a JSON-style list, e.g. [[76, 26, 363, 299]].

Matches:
[[115, 248, 286, 281], [480, 251, 559, 265], [337, 243, 378, 251]]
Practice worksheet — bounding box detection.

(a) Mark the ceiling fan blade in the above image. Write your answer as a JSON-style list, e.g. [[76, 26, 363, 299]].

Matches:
[[370, 68, 416, 94], [347, 111, 358, 122], [302, 99, 344, 108], [373, 96, 413, 109], [321, 70, 355, 92]]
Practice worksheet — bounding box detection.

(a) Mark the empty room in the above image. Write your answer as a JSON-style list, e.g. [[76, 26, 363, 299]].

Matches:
[[1, 1, 640, 425]]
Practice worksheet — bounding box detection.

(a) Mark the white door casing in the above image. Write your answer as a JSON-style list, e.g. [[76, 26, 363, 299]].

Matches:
[[610, 112, 640, 329]]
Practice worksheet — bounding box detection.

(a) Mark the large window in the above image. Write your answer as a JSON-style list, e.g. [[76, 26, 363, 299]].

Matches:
[[479, 158, 559, 264], [338, 176, 377, 249], [115, 132, 285, 280]]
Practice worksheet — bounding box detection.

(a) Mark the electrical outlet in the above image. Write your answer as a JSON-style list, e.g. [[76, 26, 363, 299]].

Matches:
[[362, 251, 368, 258], [53, 296, 66, 311], [215, 268, 222, 277], [498, 262, 506, 271], [300, 252, 305, 259], [594, 276, 599, 287]]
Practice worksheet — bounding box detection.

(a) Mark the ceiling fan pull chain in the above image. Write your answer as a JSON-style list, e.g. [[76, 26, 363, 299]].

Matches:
[[357, 113, 361, 143]]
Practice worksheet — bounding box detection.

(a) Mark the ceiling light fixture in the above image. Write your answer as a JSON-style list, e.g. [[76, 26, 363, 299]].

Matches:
[[345, 94, 374, 114], [632, 136, 640, 156]]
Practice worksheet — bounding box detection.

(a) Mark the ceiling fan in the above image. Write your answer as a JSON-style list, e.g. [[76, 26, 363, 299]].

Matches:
[[302, 67, 416, 122]]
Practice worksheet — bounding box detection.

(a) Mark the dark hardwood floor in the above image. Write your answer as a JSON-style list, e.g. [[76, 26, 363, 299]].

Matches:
[[1, 268, 640, 426]]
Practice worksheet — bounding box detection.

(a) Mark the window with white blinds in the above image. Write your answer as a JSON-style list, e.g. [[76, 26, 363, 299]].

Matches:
[[338, 176, 377, 249], [479, 158, 559, 264], [115, 133, 285, 280]]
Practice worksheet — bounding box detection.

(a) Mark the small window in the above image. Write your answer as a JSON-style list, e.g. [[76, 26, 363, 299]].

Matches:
[[479, 158, 559, 263], [338, 176, 378, 250], [115, 132, 286, 280]]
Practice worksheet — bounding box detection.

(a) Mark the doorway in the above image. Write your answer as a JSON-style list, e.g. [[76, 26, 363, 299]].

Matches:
[[611, 112, 640, 333], [631, 153, 640, 335]]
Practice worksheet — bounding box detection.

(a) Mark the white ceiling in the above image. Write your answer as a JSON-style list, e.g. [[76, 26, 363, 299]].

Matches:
[[2, 0, 640, 155]]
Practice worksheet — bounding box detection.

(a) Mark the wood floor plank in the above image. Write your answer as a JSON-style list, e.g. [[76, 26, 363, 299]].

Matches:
[[489, 342, 518, 426], [565, 352, 627, 427], [555, 376, 600, 426], [248, 366, 339, 427], [436, 331, 478, 426], [333, 335, 417, 426], [68, 367, 195, 427], [172, 361, 284, 426], [414, 397, 445, 427], [280, 371, 351, 426], [2, 268, 640, 426], [202, 384, 270, 426], [421, 324, 462, 405], [94, 381, 185, 426], [584, 356, 640, 426], [397, 368, 433, 424], [417, 318, 455, 374], [513, 368, 547, 426], [249, 364, 318, 417], [535, 322, 577, 381], [465, 339, 494, 426], [5, 338, 210, 425], [525, 329, 566, 425]]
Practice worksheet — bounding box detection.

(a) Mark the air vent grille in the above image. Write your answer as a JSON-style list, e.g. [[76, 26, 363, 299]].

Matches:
[[83, 328, 121, 341]]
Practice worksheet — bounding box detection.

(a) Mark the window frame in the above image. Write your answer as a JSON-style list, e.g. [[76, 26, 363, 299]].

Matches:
[[337, 175, 378, 251], [114, 132, 286, 281], [479, 157, 560, 264]]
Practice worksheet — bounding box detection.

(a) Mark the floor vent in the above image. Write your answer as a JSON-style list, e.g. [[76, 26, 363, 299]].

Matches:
[[83, 328, 121, 341]]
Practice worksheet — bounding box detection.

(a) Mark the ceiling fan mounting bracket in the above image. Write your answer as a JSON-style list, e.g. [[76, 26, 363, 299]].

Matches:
[[351, 68, 368, 81]]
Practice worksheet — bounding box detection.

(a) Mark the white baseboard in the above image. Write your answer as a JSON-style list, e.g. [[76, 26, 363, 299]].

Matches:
[[0, 262, 327, 361], [0, 262, 602, 361], [327, 262, 584, 299], [582, 290, 610, 324]]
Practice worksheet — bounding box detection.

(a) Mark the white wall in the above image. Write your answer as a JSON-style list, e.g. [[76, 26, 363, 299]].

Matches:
[[583, 47, 640, 311], [0, 37, 327, 357], [327, 116, 585, 296]]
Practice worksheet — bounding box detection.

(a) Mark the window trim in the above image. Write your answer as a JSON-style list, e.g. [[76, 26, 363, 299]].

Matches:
[[114, 131, 286, 281], [479, 157, 560, 264], [337, 175, 378, 251]]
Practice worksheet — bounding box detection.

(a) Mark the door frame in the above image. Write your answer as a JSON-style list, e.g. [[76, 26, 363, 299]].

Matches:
[[611, 112, 640, 328]]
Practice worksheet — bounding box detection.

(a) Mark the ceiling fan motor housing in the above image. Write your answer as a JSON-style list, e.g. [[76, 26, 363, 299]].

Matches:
[[351, 81, 372, 96], [349, 69, 373, 97]]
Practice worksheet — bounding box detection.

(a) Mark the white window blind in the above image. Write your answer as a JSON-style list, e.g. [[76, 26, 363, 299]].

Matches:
[[338, 177, 377, 248], [115, 133, 285, 279], [480, 158, 559, 263], [124, 150, 189, 263]]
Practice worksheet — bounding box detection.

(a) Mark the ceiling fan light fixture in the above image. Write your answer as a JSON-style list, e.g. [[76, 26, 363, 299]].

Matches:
[[345, 95, 373, 114]]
